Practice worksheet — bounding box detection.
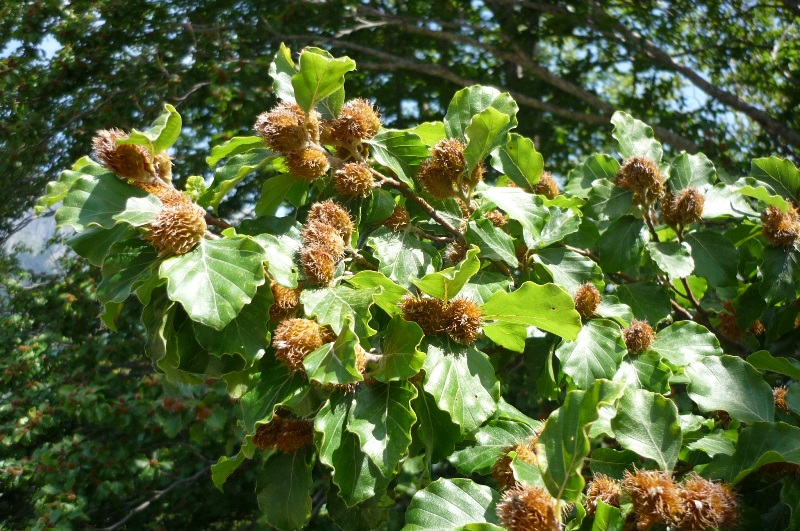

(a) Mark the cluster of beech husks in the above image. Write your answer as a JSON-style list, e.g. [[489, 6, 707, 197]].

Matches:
[[400, 295, 483, 344], [300, 200, 354, 285], [92, 129, 207, 256], [417, 138, 483, 199]]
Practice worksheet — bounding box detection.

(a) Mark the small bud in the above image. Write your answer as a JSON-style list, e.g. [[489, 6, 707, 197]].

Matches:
[[286, 147, 330, 181], [623, 319, 655, 355], [675, 474, 738, 531], [534, 171, 559, 200], [621, 469, 681, 530], [252, 415, 314, 453], [272, 318, 335, 373], [444, 298, 483, 344], [92, 128, 154, 181], [492, 436, 539, 491], [574, 283, 601, 320], [496, 484, 560, 531], [254, 102, 316, 152], [269, 283, 302, 322], [144, 202, 207, 256], [774, 386, 789, 413], [662, 188, 704, 227], [331, 98, 382, 143], [484, 209, 507, 227], [383, 205, 410, 231], [585, 474, 621, 518], [445, 239, 468, 265], [400, 295, 447, 336], [615, 156, 665, 206], [334, 162, 374, 198], [307, 200, 354, 243], [762, 205, 800, 248]]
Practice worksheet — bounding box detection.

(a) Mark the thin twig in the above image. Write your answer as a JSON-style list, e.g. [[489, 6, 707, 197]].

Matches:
[[345, 247, 378, 271], [204, 212, 233, 230]]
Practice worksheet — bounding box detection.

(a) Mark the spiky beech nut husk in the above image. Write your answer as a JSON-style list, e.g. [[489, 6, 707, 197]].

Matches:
[[272, 318, 335, 373], [484, 209, 507, 227], [334, 162, 374, 198], [152, 150, 173, 183], [675, 474, 738, 531], [331, 98, 382, 143], [319, 120, 336, 146], [269, 283, 302, 322], [496, 483, 560, 531], [515, 244, 530, 266], [252, 415, 314, 453], [492, 436, 539, 491], [621, 469, 681, 531], [757, 461, 800, 478], [383, 205, 410, 231], [465, 162, 485, 189], [445, 239, 468, 265], [456, 198, 471, 218], [286, 147, 330, 181], [93, 128, 154, 181], [254, 102, 316, 152], [718, 301, 742, 341], [301, 244, 338, 285], [307, 200, 354, 242], [774, 386, 790, 412], [144, 202, 207, 256], [432, 138, 466, 175], [615, 156, 665, 206], [623, 319, 655, 355], [762, 205, 800, 247], [748, 320, 765, 336], [302, 220, 345, 259], [574, 282, 601, 320], [534, 171, 559, 200], [585, 474, 621, 518], [400, 295, 447, 336], [444, 298, 483, 344], [417, 158, 457, 199], [662, 188, 704, 227]]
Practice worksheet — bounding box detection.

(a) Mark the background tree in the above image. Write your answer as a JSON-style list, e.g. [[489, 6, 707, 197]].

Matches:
[[3, 0, 799, 242]]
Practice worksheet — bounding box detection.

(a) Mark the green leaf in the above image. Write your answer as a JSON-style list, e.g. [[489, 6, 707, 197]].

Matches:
[[211, 451, 246, 491], [704, 422, 800, 484], [206, 136, 264, 168], [56, 173, 161, 232], [304, 320, 364, 386], [117, 104, 182, 153], [257, 450, 312, 531], [686, 355, 775, 423], [782, 476, 800, 531], [651, 321, 722, 366], [702, 181, 757, 219], [566, 154, 620, 200], [410, 121, 447, 146], [449, 420, 539, 476], [555, 319, 626, 389], [315, 394, 390, 506], [348, 270, 409, 317], [367, 228, 439, 288], [737, 182, 791, 210], [583, 179, 633, 222], [610, 112, 663, 163], [368, 130, 430, 186], [347, 381, 417, 476], [614, 281, 671, 326], [597, 216, 647, 272], [35, 159, 97, 214], [291, 47, 356, 113], [444, 85, 518, 140], [325, 488, 392, 531], [537, 380, 625, 501], [668, 152, 715, 192], [300, 285, 379, 339], [159, 237, 267, 330], [686, 432, 736, 458], [759, 247, 800, 304], [373, 315, 425, 382], [404, 478, 500, 531], [646, 241, 694, 278], [460, 270, 513, 306], [253, 172, 295, 217], [532, 248, 603, 293], [613, 352, 671, 393], [97, 238, 158, 305], [412, 385, 463, 466], [480, 187, 549, 245], [595, 295, 634, 327], [240, 216, 303, 288], [589, 448, 640, 479], [205, 148, 274, 210], [464, 220, 518, 267], [240, 356, 308, 431], [747, 350, 800, 380], [422, 338, 499, 434], [68, 223, 136, 267], [592, 501, 624, 531], [683, 231, 739, 288], [269, 42, 297, 103], [482, 282, 582, 341], [610, 389, 681, 471], [750, 157, 800, 202], [463, 107, 513, 174], [490, 133, 543, 189], [540, 206, 582, 249], [412, 245, 481, 301]]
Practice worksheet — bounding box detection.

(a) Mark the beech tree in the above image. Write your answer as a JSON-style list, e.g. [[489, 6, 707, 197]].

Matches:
[[35, 45, 800, 530]]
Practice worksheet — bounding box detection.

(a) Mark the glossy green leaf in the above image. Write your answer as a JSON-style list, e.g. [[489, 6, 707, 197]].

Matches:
[[646, 241, 694, 278], [348, 270, 409, 317], [686, 355, 775, 423], [781, 476, 800, 531], [412, 245, 481, 301], [611, 111, 663, 163], [668, 152, 715, 192], [97, 238, 158, 305], [205, 148, 274, 210], [480, 187, 549, 243], [597, 216, 647, 272], [373, 315, 425, 382], [747, 350, 800, 380], [566, 154, 620, 200], [490, 133, 543, 188], [35, 158, 97, 214], [589, 448, 640, 479], [304, 320, 364, 386], [159, 237, 267, 330], [449, 420, 539, 476], [482, 281, 582, 341], [737, 182, 790, 211], [611, 389, 681, 470], [464, 107, 513, 174], [592, 501, 624, 531], [211, 450, 246, 491], [540, 206, 581, 248], [595, 295, 634, 327], [613, 352, 672, 394], [367, 228, 439, 288], [117, 103, 182, 153], [444, 85, 518, 140], [555, 319, 626, 389], [422, 338, 499, 434], [460, 270, 513, 306], [684, 231, 739, 288], [269, 42, 297, 103], [464, 219, 518, 267], [686, 432, 736, 458], [206, 136, 264, 168], [533, 248, 603, 293], [583, 179, 633, 222], [291, 47, 356, 113], [404, 478, 500, 531], [410, 121, 446, 146], [301, 285, 379, 339], [256, 450, 312, 531], [759, 247, 800, 304], [240, 216, 303, 288], [750, 157, 800, 202], [412, 385, 463, 466], [325, 488, 392, 531], [253, 172, 295, 217], [347, 381, 417, 476], [368, 130, 430, 186], [651, 321, 722, 366], [240, 356, 308, 431], [614, 281, 671, 326]]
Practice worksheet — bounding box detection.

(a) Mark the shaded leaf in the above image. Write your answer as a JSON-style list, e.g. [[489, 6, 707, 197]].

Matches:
[[759, 247, 800, 304], [269, 42, 297, 103], [597, 216, 647, 272], [646, 241, 694, 278], [256, 450, 312, 531], [449, 420, 539, 476], [750, 157, 800, 202], [532, 248, 603, 293], [304, 321, 364, 387], [240, 356, 308, 431], [464, 219, 518, 267], [614, 281, 671, 326], [684, 231, 739, 288], [668, 152, 715, 192], [373, 315, 425, 382]]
